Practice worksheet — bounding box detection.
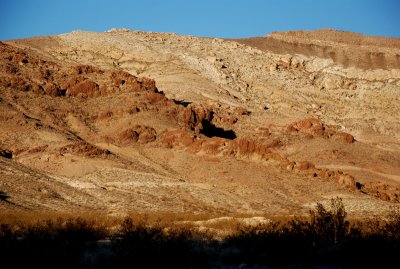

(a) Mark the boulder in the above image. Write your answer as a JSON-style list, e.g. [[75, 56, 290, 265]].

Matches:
[[333, 132, 355, 143], [289, 118, 325, 136], [337, 174, 356, 188], [118, 126, 157, 144], [159, 130, 195, 149], [295, 161, 315, 170]]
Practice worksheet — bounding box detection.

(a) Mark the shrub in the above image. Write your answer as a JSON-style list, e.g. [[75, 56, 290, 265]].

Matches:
[[309, 197, 349, 244], [0, 217, 106, 269], [112, 217, 208, 268]]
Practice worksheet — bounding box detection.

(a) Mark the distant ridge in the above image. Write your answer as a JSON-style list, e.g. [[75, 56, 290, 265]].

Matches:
[[233, 29, 400, 70]]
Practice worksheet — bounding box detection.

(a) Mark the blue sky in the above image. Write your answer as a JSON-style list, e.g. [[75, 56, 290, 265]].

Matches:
[[0, 0, 399, 40]]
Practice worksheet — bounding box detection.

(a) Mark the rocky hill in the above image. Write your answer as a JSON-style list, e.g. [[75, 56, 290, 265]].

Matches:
[[1, 29, 399, 218]]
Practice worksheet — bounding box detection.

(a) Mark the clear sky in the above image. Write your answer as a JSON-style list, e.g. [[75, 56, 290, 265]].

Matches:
[[0, 0, 399, 40]]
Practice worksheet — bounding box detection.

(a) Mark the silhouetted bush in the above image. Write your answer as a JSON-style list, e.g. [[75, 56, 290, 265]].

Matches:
[[220, 198, 400, 268], [309, 197, 349, 244], [110, 217, 210, 268], [0, 217, 106, 269], [1, 199, 399, 268]]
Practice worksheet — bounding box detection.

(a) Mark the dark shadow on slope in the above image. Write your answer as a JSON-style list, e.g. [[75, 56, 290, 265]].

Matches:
[[0, 191, 11, 203], [201, 112, 236, 139], [0, 150, 12, 159], [173, 99, 192, 107]]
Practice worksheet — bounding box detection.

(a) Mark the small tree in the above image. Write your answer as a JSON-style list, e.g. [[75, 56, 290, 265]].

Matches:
[[310, 197, 349, 244]]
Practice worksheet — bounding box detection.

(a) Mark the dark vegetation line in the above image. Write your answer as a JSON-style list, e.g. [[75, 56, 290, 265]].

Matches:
[[0, 198, 399, 268]]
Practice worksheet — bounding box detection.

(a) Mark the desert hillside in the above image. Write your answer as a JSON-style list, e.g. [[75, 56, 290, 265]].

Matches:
[[1, 29, 399, 219]]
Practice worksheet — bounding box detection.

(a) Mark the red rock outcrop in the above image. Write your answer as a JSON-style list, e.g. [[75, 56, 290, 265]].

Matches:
[[0, 42, 159, 99], [180, 105, 213, 134], [160, 130, 195, 149], [59, 142, 111, 157], [160, 130, 284, 163], [158, 129, 362, 193], [110, 70, 157, 92], [66, 80, 99, 97], [337, 174, 356, 188], [118, 126, 157, 144], [146, 92, 169, 104], [363, 182, 400, 202], [295, 161, 315, 171], [332, 132, 355, 144], [288, 118, 355, 143], [289, 118, 328, 137]]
